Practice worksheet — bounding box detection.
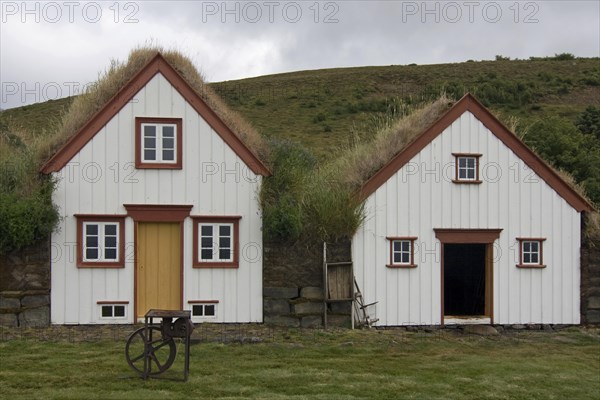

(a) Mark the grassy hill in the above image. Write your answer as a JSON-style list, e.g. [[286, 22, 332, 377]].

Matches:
[[1, 57, 599, 160]]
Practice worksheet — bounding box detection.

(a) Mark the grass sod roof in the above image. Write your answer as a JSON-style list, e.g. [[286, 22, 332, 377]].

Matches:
[[319, 95, 453, 192], [312, 94, 598, 240], [37, 46, 269, 169]]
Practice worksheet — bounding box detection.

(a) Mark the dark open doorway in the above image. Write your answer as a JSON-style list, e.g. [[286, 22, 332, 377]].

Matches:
[[443, 244, 486, 316]]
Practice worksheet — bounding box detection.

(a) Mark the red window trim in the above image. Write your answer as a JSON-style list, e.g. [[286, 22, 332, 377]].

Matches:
[[386, 236, 418, 268], [96, 301, 130, 305], [135, 117, 183, 169], [452, 153, 483, 184], [192, 216, 241, 268], [75, 215, 127, 268], [516, 237, 547, 268]]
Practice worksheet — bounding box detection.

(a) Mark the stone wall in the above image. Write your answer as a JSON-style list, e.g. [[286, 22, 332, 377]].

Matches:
[[0, 240, 50, 327], [263, 239, 352, 327], [581, 233, 600, 324]]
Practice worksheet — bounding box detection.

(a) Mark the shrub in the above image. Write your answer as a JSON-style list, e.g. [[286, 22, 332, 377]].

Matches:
[[0, 131, 59, 253], [260, 138, 366, 243], [523, 116, 600, 206], [577, 106, 600, 140], [260, 140, 315, 242], [554, 53, 575, 60]]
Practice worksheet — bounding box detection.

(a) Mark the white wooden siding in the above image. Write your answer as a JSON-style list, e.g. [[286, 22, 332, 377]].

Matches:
[[353, 111, 581, 326], [51, 73, 263, 324]]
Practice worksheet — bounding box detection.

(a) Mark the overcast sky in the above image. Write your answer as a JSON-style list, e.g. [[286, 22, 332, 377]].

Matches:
[[1, 0, 599, 109]]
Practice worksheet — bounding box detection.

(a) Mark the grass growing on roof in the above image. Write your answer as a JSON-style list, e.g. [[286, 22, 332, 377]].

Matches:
[[321, 95, 452, 192], [38, 46, 268, 165], [260, 96, 451, 243]]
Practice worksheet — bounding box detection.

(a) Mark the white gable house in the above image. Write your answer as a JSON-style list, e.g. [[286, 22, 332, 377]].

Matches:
[[353, 94, 593, 326], [42, 54, 270, 324]]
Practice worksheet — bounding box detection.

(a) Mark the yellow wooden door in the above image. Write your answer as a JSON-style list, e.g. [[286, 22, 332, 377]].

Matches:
[[137, 222, 181, 319]]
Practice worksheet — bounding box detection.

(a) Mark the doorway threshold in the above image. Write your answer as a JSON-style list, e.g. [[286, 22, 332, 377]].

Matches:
[[444, 316, 491, 325]]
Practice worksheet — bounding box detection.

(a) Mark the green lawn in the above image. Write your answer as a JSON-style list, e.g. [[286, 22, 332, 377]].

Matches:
[[1, 326, 599, 399]]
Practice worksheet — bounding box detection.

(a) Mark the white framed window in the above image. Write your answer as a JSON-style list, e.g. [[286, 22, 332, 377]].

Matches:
[[200, 223, 233, 262], [99, 303, 127, 319], [83, 222, 119, 262], [522, 241, 539, 264], [193, 216, 241, 268], [141, 123, 177, 163], [387, 237, 417, 268], [458, 157, 476, 180], [517, 238, 546, 268], [135, 117, 182, 169], [453, 153, 482, 183], [76, 215, 126, 268], [190, 303, 217, 319]]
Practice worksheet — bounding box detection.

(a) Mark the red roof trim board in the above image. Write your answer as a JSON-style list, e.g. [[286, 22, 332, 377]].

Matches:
[[40, 53, 270, 176], [359, 94, 593, 213]]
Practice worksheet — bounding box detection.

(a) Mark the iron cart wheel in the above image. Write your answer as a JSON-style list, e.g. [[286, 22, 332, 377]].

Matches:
[[125, 326, 177, 376]]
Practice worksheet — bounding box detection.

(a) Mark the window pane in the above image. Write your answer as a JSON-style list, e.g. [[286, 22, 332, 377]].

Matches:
[[205, 305, 215, 316], [114, 306, 125, 317], [162, 126, 174, 137], [401, 253, 410, 264], [524, 242, 530, 252], [101, 306, 112, 317], [201, 237, 213, 248], [201, 249, 213, 260], [401, 241, 410, 252], [86, 248, 98, 260], [192, 305, 203, 316], [144, 125, 156, 136], [105, 236, 117, 248], [201, 225, 213, 236], [105, 249, 117, 260], [531, 254, 539, 264], [467, 169, 475, 179], [220, 225, 231, 236], [144, 150, 156, 160], [524, 253, 531, 263], [467, 158, 475, 168], [530, 242, 538, 252], [162, 149, 175, 161], [86, 236, 98, 248], [86, 224, 98, 235], [105, 224, 117, 235], [162, 137, 174, 149], [393, 241, 401, 252], [144, 137, 156, 149], [219, 249, 231, 260], [220, 237, 231, 248], [459, 158, 466, 168], [393, 252, 402, 263]]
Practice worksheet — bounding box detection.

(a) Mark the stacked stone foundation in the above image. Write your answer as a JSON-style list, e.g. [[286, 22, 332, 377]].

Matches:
[[0, 241, 50, 327]]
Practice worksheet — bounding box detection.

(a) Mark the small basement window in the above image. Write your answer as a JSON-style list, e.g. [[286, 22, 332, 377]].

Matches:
[[516, 238, 546, 268], [387, 237, 418, 268], [189, 301, 219, 319], [135, 117, 182, 169], [98, 303, 128, 319], [452, 153, 482, 184]]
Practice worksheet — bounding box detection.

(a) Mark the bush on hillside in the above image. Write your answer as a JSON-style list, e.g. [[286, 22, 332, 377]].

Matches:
[[524, 116, 600, 207], [0, 127, 59, 253]]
